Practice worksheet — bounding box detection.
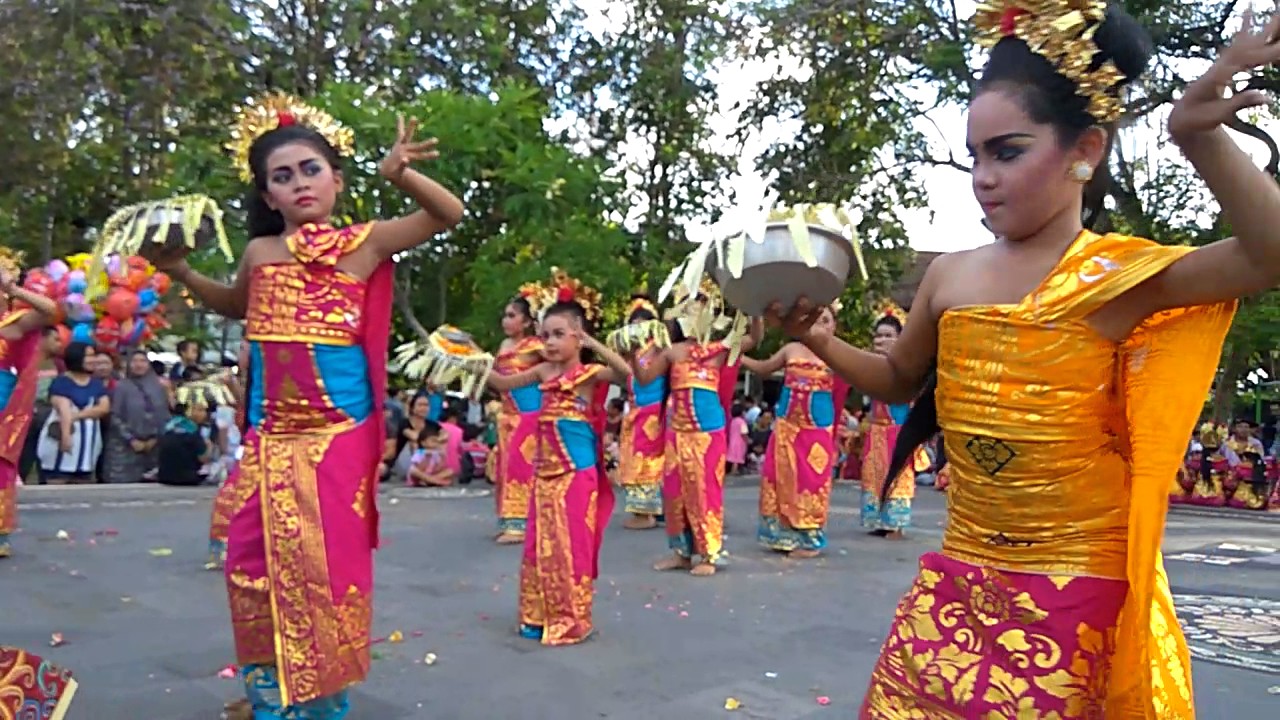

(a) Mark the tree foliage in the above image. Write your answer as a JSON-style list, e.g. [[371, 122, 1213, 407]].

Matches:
[[742, 0, 1280, 409]]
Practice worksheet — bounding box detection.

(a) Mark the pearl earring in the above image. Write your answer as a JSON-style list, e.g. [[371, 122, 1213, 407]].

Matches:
[[1071, 161, 1093, 183]]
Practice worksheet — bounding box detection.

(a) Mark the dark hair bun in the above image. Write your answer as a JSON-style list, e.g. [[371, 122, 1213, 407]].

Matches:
[[1094, 3, 1154, 89]]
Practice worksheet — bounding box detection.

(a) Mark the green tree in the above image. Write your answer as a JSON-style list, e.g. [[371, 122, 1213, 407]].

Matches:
[[742, 1, 1279, 411]]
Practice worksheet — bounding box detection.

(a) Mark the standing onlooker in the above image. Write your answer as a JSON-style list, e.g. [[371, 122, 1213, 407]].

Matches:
[[36, 342, 110, 483], [103, 350, 170, 483], [169, 339, 201, 382], [726, 403, 749, 475], [743, 396, 761, 427]]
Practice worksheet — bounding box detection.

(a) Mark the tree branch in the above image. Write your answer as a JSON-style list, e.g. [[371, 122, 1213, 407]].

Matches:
[[393, 264, 432, 341]]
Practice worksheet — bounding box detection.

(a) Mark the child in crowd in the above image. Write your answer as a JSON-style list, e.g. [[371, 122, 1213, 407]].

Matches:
[[460, 425, 489, 485], [407, 420, 456, 487]]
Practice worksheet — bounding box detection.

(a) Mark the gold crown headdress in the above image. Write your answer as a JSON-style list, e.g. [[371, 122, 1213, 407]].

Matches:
[[873, 298, 907, 327], [90, 195, 233, 295], [528, 267, 603, 324], [392, 325, 494, 400], [1197, 421, 1227, 445], [226, 93, 356, 182], [626, 295, 659, 320], [0, 247, 23, 281], [974, 1, 1126, 123]]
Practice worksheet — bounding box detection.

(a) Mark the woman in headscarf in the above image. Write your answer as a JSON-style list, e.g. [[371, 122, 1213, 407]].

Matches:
[[104, 349, 170, 483]]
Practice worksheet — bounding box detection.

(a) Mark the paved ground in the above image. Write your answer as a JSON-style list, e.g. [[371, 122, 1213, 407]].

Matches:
[[3, 480, 1279, 719]]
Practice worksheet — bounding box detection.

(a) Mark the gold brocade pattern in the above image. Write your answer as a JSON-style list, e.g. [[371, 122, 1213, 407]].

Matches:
[[496, 337, 544, 414], [259, 433, 371, 706], [0, 484, 14, 535], [925, 231, 1227, 719], [246, 263, 368, 345], [864, 556, 1123, 720]]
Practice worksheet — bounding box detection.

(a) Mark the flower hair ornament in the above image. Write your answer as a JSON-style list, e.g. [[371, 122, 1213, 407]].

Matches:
[[974, 1, 1127, 123], [392, 325, 495, 400], [226, 92, 356, 182]]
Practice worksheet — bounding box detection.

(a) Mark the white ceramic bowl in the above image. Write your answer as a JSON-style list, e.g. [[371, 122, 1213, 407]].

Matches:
[[710, 223, 853, 315]]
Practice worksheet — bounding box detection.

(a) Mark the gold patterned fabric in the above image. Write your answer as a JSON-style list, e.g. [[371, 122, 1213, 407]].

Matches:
[[864, 231, 1232, 719]]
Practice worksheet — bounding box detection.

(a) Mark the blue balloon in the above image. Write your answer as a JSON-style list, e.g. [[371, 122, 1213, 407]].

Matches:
[[138, 288, 158, 311], [67, 277, 87, 294], [71, 323, 94, 343]]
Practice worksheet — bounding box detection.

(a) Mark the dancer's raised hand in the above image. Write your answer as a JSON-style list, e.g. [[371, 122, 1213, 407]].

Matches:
[[1170, 7, 1280, 142], [380, 115, 441, 182]]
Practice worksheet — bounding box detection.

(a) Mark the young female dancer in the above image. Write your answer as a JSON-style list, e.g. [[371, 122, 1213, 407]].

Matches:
[[146, 94, 464, 719], [486, 274, 632, 645], [616, 295, 667, 529], [741, 304, 846, 558], [772, 3, 1280, 715], [492, 293, 542, 543]]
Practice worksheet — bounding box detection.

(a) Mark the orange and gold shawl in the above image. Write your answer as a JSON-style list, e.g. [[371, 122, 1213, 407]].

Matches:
[[936, 230, 1232, 718]]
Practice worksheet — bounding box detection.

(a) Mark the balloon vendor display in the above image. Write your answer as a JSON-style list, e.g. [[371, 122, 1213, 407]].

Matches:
[[33, 252, 176, 356]]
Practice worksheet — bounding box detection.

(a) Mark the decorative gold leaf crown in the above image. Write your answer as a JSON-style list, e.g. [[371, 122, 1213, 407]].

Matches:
[[1197, 421, 1227, 444], [227, 92, 356, 182], [974, 1, 1126, 123], [626, 296, 659, 320], [0, 247, 23, 280], [873, 298, 907, 326], [525, 267, 602, 323]]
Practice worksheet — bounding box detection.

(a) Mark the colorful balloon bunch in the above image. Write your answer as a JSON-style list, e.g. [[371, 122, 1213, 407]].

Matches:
[[30, 253, 173, 356]]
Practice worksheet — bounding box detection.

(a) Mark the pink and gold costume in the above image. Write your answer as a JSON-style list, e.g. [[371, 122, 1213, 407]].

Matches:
[[663, 341, 737, 564], [493, 335, 543, 539], [618, 343, 666, 516], [862, 231, 1228, 719], [223, 223, 391, 713], [518, 364, 614, 645], [757, 358, 847, 552], [0, 309, 42, 558], [860, 400, 922, 531]]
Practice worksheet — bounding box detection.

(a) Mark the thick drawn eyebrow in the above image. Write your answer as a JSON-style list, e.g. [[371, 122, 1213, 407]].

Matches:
[[270, 156, 322, 173], [965, 132, 1035, 154]]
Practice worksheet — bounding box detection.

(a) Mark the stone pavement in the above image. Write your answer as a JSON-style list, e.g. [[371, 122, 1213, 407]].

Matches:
[[1, 481, 1278, 719]]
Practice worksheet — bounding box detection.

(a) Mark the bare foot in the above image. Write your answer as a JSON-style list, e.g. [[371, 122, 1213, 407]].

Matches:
[[788, 549, 820, 559], [653, 554, 692, 571], [884, 530, 905, 540], [690, 562, 717, 577], [623, 515, 657, 530], [496, 533, 524, 545]]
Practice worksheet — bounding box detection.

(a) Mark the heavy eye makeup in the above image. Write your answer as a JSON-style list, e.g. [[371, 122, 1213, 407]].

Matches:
[[270, 158, 324, 185], [966, 132, 1035, 166]]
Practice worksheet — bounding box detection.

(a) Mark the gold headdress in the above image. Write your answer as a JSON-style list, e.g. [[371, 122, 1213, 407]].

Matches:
[[974, 1, 1126, 123], [0, 247, 23, 281], [873, 298, 907, 326], [90, 195, 233, 294], [529, 267, 602, 324], [1197, 421, 1227, 447], [392, 325, 494, 400], [226, 93, 356, 182]]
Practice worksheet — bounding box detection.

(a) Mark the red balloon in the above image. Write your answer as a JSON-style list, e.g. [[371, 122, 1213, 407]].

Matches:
[[151, 271, 171, 295], [55, 324, 70, 351], [104, 288, 139, 322], [94, 315, 121, 352], [22, 270, 56, 299], [125, 255, 149, 272], [124, 267, 148, 292]]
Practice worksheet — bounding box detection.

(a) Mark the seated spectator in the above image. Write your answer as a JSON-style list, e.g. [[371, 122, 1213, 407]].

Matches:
[[459, 425, 489, 485], [407, 420, 456, 487]]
